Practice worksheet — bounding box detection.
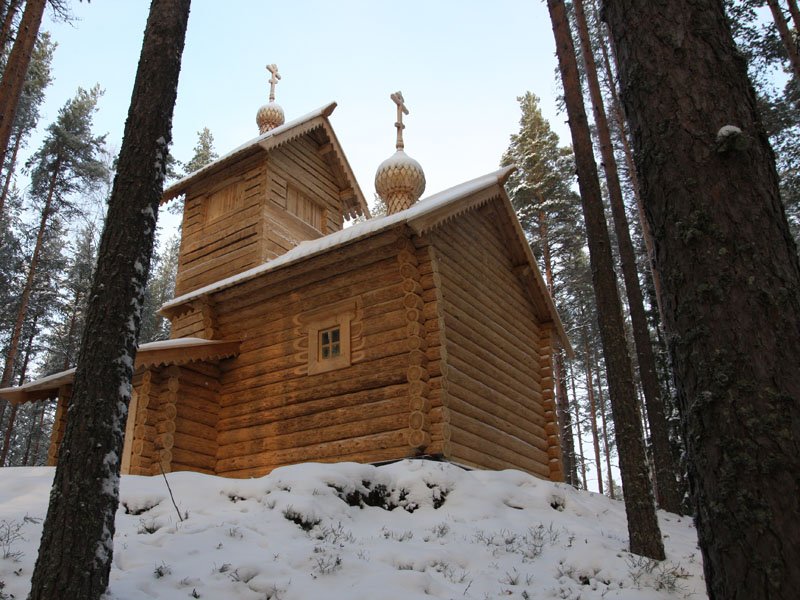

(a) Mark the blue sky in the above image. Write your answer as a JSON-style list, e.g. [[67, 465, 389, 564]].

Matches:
[[33, 1, 568, 212]]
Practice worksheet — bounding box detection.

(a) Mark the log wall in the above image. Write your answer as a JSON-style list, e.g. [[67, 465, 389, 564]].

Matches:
[[430, 203, 555, 479], [214, 227, 419, 477]]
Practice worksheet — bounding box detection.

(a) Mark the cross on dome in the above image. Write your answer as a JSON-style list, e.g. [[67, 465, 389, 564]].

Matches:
[[390, 91, 409, 150], [267, 64, 281, 102]]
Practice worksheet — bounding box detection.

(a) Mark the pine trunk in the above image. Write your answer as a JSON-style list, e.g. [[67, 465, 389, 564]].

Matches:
[[0, 125, 22, 215], [573, 0, 682, 515], [595, 359, 616, 499], [0, 0, 45, 165], [788, 0, 800, 33], [0, 0, 21, 62], [548, 0, 664, 560], [585, 346, 605, 495], [570, 360, 589, 489], [604, 0, 800, 596], [27, 2, 190, 598], [766, 0, 800, 80]]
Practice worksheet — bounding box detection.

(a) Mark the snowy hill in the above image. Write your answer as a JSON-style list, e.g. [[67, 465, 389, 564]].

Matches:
[[0, 461, 706, 599]]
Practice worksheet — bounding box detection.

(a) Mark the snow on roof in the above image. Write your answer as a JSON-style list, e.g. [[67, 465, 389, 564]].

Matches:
[[161, 102, 338, 203], [162, 166, 515, 314], [0, 338, 238, 402]]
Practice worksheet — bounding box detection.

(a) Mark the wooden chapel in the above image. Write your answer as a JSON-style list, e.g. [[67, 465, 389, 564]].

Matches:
[[0, 69, 571, 481]]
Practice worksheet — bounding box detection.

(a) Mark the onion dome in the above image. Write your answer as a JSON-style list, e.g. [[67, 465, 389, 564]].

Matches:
[[375, 91, 426, 214], [256, 64, 285, 134], [375, 149, 426, 215], [256, 102, 285, 134]]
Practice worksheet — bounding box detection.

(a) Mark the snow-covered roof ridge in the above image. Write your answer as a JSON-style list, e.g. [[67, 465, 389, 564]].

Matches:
[[161, 102, 338, 203], [161, 166, 515, 315]]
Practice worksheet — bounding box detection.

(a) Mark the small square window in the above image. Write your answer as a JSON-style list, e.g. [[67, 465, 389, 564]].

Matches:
[[304, 301, 356, 375]]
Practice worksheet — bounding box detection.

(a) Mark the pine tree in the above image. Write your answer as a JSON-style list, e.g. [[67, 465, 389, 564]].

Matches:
[[0, 30, 55, 214], [183, 126, 217, 174], [604, 0, 800, 596], [28, 1, 191, 597], [0, 85, 108, 433], [502, 92, 584, 486], [547, 0, 664, 560], [139, 232, 179, 343]]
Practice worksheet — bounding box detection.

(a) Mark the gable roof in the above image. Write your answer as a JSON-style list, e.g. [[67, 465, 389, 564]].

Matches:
[[0, 338, 242, 404], [161, 166, 572, 353], [161, 103, 369, 220]]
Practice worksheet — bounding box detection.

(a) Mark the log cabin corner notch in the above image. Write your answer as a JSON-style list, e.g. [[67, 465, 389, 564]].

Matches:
[[0, 99, 572, 482]]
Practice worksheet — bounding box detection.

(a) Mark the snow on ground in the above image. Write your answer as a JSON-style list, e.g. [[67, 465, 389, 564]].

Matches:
[[0, 461, 706, 599]]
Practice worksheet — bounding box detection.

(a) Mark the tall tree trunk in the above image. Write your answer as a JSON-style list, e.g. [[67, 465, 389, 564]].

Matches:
[[604, 0, 800, 596], [1, 313, 37, 465], [591, 0, 664, 320], [540, 207, 578, 485], [787, 0, 800, 33], [556, 350, 578, 486], [585, 341, 605, 495], [595, 356, 616, 499], [0, 0, 45, 166], [21, 401, 36, 465], [0, 124, 22, 215], [570, 360, 589, 489], [0, 160, 58, 390], [0, 0, 21, 60], [28, 2, 191, 598], [766, 0, 800, 80], [547, 0, 664, 560], [28, 398, 46, 465], [574, 0, 682, 515]]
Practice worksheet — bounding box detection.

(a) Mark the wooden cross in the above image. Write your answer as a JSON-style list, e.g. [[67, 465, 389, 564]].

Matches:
[[390, 91, 409, 150], [267, 64, 281, 102]]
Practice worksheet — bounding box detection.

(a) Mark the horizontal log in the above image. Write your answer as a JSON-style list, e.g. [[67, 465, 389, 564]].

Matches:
[[173, 432, 217, 457], [447, 386, 546, 445], [218, 383, 408, 431], [450, 409, 548, 460], [175, 417, 216, 440], [217, 413, 409, 460], [449, 421, 549, 473], [218, 395, 408, 445], [216, 429, 409, 473], [447, 364, 546, 426], [449, 438, 550, 480]]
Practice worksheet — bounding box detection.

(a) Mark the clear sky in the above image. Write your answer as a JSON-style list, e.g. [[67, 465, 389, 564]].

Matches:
[[33, 1, 569, 213]]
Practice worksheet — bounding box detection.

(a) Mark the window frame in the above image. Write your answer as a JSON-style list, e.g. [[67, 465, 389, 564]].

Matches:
[[304, 300, 356, 375]]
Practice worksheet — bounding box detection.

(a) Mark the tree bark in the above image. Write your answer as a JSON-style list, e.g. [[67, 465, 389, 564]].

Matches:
[[547, 0, 664, 560], [787, 0, 800, 34], [28, 2, 191, 598], [766, 0, 800, 81], [0, 124, 22, 215], [573, 0, 682, 514], [595, 354, 616, 499], [0, 0, 21, 62], [0, 0, 45, 167], [604, 0, 800, 596]]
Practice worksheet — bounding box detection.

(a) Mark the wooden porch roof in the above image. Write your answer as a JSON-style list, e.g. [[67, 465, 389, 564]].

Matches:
[[0, 338, 241, 405]]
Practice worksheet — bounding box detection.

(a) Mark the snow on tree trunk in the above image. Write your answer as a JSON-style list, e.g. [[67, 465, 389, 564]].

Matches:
[[604, 0, 800, 597], [27, 1, 191, 598]]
